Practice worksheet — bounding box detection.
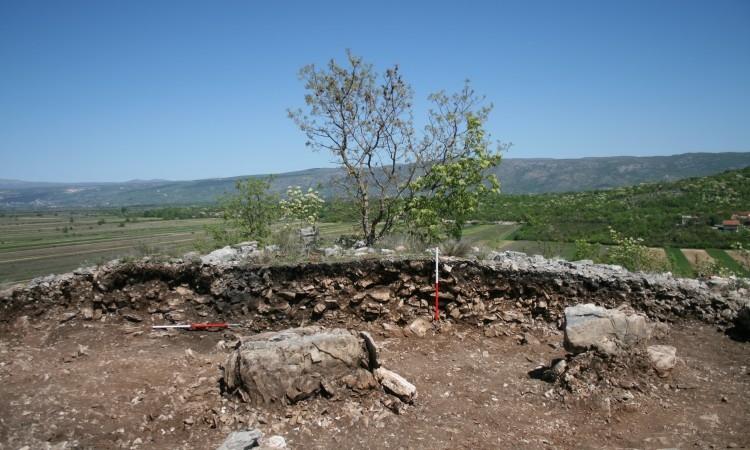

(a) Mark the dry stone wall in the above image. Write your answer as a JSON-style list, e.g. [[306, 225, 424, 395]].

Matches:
[[1, 251, 747, 331]]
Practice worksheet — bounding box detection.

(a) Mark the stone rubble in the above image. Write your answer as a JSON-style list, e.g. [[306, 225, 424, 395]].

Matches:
[[1, 250, 747, 339], [1, 247, 747, 449], [540, 303, 681, 411], [202, 242, 263, 265]]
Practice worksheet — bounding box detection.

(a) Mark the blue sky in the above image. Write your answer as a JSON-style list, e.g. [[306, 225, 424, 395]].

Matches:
[[1, 0, 748, 182]]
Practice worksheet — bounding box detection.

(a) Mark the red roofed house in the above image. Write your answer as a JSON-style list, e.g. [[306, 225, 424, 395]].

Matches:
[[722, 219, 741, 232]]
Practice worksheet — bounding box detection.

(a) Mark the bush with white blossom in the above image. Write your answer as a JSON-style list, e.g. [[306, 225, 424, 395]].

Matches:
[[279, 186, 325, 226]]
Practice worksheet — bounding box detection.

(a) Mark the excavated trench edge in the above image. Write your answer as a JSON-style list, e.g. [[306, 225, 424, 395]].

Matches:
[[0, 256, 743, 333]]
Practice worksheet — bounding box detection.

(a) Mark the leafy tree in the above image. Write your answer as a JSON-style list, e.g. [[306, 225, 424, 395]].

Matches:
[[209, 178, 279, 245], [407, 114, 501, 241], [289, 50, 504, 245]]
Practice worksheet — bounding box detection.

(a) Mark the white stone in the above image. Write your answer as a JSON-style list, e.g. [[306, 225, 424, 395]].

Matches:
[[374, 367, 417, 403], [216, 429, 263, 450], [407, 318, 432, 337], [260, 435, 287, 449], [647, 345, 677, 377]]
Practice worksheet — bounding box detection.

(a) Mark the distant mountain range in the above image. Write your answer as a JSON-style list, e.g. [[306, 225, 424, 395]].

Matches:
[[2, 152, 749, 209]]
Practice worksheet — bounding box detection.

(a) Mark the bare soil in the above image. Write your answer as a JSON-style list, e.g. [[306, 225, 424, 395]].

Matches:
[[681, 249, 715, 268], [1, 319, 748, 449], [727, 250, 750, 270]]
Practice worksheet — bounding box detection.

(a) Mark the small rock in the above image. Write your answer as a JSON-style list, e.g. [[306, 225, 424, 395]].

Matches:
[[277, 290, 297, 301], [259, 435, 287, 449], [59, 312, 77, 323], [374, 367, 417, 403], [323, 246, 341, 257], [381, 322, 404, 337], [123, 312, 143, 323], [81, 306, 94, 320], [647, 345, 677, 377], [353, 240, 366, 249], [201, 246, 240, 265], [174, 286, 193, 297], [382, 396, 405, 414], [313, 302, 326, 315], [216, 429, 263, 450], [407, 318, 432, 338], [550, 359, 567, 378], [367, 287, 391, 303], [521, 332, 540, 346]]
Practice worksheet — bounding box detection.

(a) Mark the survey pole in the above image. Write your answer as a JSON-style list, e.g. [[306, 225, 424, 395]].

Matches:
[[434, 247, 440, 321]]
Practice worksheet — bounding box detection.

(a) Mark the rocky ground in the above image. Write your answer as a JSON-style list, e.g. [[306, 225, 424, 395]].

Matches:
[[0, 318, 748, 449], [0, 250, 749, 449]]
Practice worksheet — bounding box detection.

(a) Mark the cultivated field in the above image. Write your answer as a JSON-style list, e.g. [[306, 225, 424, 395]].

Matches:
[[0, 212, 217, 285], [2, 212, 749, 286]]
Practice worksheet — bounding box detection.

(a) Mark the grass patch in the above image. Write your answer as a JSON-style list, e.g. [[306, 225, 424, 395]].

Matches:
[[705, 248, 750, 277], [665, 247, 694, 278], [501, 240, 577, 260], [462, 223, 519, 248]]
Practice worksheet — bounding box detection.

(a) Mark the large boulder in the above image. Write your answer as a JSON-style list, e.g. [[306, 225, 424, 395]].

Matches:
[[563, 304, 652, 355], [222, 327, 375, 406]]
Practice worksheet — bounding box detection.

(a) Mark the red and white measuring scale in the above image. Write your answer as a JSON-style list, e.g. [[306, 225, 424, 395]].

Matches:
[[152, 322, 240, 331], [434, 247, 440, 321]]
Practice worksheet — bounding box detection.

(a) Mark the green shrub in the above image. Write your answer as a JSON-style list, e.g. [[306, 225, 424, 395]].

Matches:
[[605, 228, 667, 273], [573, 239, 601, 261], [439, 239, 473, 257]]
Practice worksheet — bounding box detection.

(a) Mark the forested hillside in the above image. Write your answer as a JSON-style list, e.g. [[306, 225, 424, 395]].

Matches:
[[476, 167, 750, 248]]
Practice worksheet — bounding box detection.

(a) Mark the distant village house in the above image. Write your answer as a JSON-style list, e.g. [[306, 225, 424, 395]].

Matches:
[[730, 211, 750, 226], [720, 219, 741, 232], [680, 215, 699, 226]]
